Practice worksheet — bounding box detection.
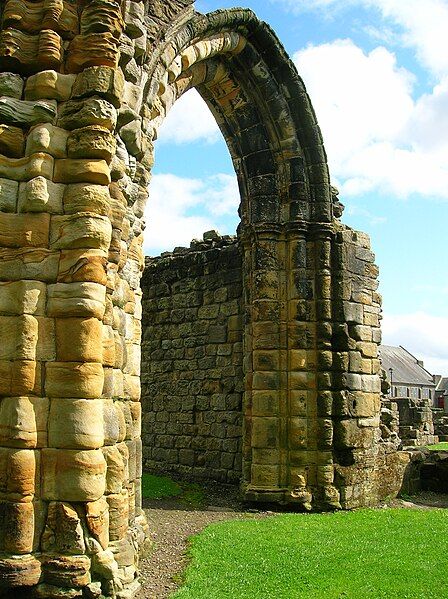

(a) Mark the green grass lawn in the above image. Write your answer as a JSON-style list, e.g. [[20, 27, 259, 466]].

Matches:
[[427, 442, 448, 451], [173, 509, 448, 599], [141, 473, 204, 506], [141, 473, 182, 500]]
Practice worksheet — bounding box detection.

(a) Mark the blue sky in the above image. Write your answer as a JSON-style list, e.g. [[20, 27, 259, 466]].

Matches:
[[145, 0, 448, 374]]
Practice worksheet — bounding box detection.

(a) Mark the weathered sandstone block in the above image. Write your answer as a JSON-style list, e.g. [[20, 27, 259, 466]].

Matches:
[[0, 396, 49, 448], [90, 548, 120, 587], [0, 124, 25, 157], [50, 213, 112, 251], [0, 314, 38, 361], [0, 72, 24, 99], [41, 448, 106, 501], [102, 368, 124, 399], [45, 362, 104, 398], [0, 29, 63, 73], [2, 0, 79, 38], [122, 77, 144, 111], [113, 331, 125, 370], [47, 282, 106, 318], [0, 554, 41, 587], [0, 447, 37, 501], [55, 317, 103, 363], [123, 374, 141, 401], [85, 497, 109, 550], [0, 280, 46, 315], [81, 0, 124, 36], [0, 500, 34, 553], [0, 360, 41, 397], [334, 419, 375, 449], [63, 183, 111, 216], [102, 398, 126, 445], [0, 212, 49, 248], [41, 501, 85, 555], [123, 343, 140, 376], [36, 316, 56, 362], [58, 249, 108, 285], [48, 398, 104, 449], [25, 70, 76, 101], [42, 554, 91, 587], [109, 154, 126, 182], [26, 124, 68, 158], [0, 248, 59, 282], [72, 65, 124, 108], [120, 119, 145, 156], [58, 97, 117, 131], [0, 178, 19, 212], [34, 583, 85, 598], [67, 126, 116, 162], [0, 97, 57, 127], [116, 402, 132, 443], [66, 33, 120, 73], [54, 158, 111, 185], [106, 491, 128, 541], [129, 402, 141, 439], [0, 153, 54, 182], [18, 177, 64, 213], [122, 0, 146, 39], [102, 325, 116, 367], [102, 445, 125, 494]]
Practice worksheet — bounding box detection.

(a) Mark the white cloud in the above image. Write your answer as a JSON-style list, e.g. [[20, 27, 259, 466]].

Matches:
[[293, 40, 448, 199], [294, 40, 414, 158], [157, 89, 220, 145], [273, 0, 448, 76], [367, 0, 448, 77], [345, 204, 386, 225], [382, 312, 448, 375], [144, 173, 239, 254]]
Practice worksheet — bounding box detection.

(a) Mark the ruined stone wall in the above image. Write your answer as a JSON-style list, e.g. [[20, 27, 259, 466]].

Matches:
[[331, 225, 408, 507], [140, 226, 409, 507], [141, 235, 244, 483], [0, 1, 407, 596], [395, 397, 437, 447]]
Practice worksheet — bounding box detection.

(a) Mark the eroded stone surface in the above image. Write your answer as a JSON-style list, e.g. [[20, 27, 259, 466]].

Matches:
[[0, 98, 57, 127]]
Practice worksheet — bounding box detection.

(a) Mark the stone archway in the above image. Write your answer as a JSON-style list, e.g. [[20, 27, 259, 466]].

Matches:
[[0, 1, 407, 597]]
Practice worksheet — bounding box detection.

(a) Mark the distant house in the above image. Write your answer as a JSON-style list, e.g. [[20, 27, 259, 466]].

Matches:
[[379, 345, 437, 402], [435, 377, 448, 410]]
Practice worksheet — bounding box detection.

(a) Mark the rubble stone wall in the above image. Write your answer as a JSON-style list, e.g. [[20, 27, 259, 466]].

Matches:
[[141, 236, 244, 483]]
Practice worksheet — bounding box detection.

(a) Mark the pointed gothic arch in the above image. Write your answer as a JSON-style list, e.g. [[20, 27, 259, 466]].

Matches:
[[0, 2, 406, 597]]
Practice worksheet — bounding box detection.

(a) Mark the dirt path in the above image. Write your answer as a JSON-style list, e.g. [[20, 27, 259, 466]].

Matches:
[[136, 481, 267, 599], [137, 505, 251, 599]]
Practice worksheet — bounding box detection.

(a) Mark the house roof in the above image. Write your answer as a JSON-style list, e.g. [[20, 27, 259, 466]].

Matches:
[[436, 377, 448, 392], [379, 345, 435, 387]]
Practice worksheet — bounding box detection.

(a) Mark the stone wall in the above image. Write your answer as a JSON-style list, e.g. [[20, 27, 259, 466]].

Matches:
[[331, 225, 408, 508], [395, 397, 438, 447], [433, 409, 448, 442], [140, 225, 409, 509], [141, 234, 244, 483]]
